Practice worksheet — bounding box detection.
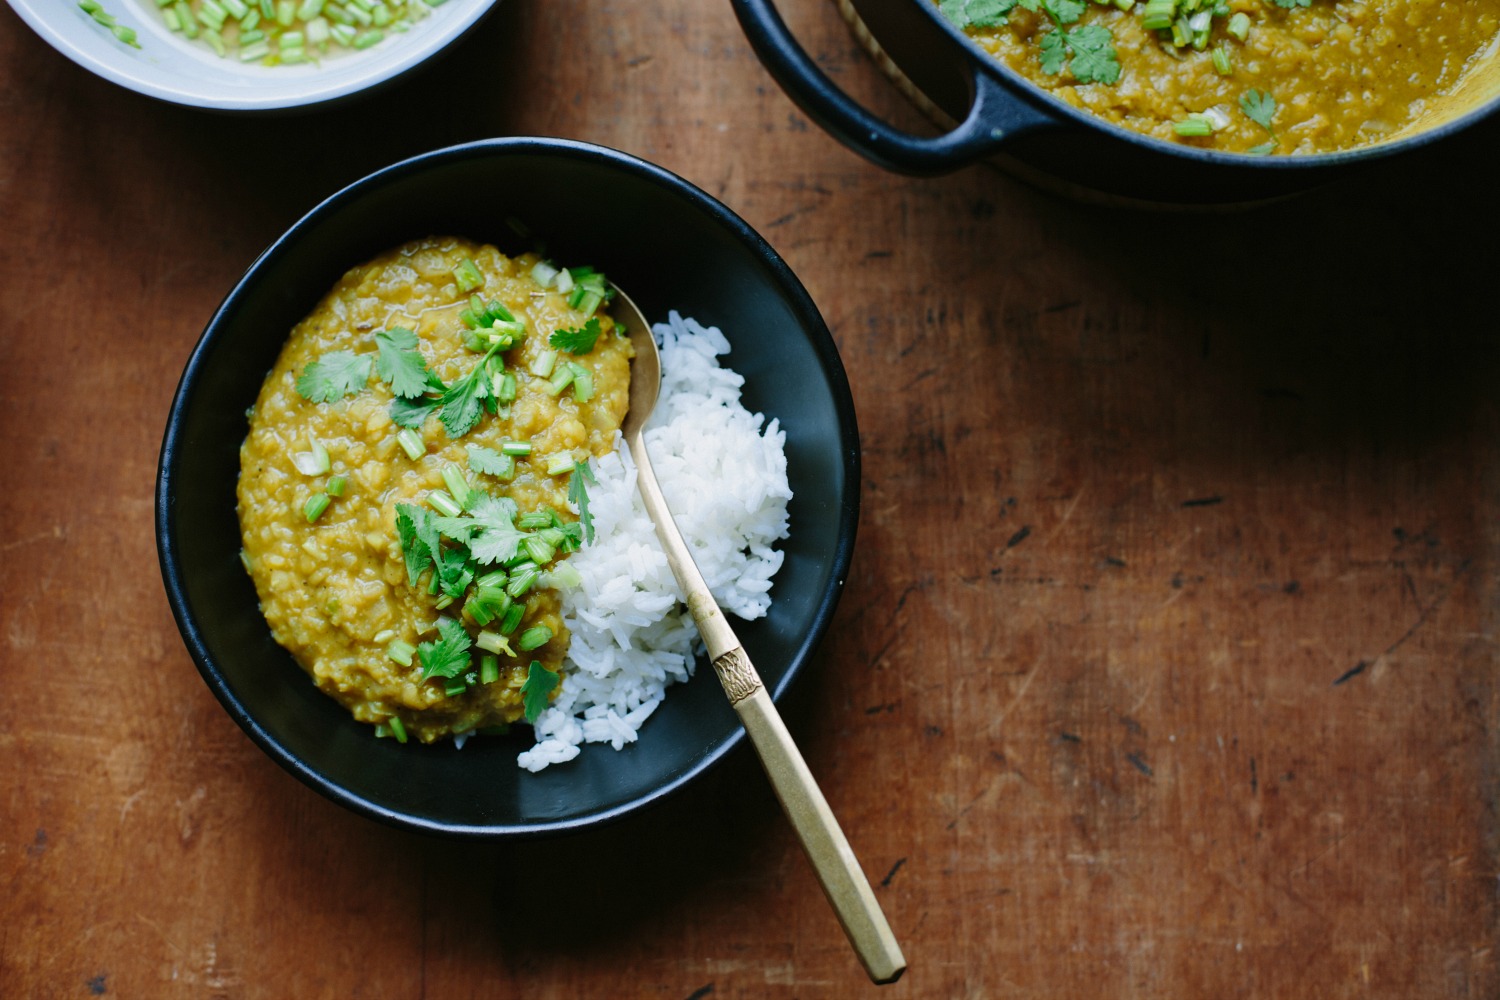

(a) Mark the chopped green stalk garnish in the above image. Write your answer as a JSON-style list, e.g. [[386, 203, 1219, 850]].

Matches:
[[441, 464, 470, 507], [475, 585, 510, 612], [544, 561, 583, 591], [476, 569, 507, 589], [529, 350, 557, 378], [518, 625, 553, 652], [505, 566, 539, 599], [433, 593, 455, 610], [311, 439, 330, 473], [386, 639, 416, 666], [466, 597, 494, 626], [476, 629, 516, 657], [397, 427, 426, 460], [546, 365, 575, 397], [427, 490, 461, 518], [521, 661, 559, 722], [1227, 11, 1249, 40], [1173, 117, 1213, 137], [530, 261, 559, 288], [517, 511, 553, 530], [1212, 46, 1231, 75], [501, 440, 532, 457], [326, 475, 348, 497], [569, 363, 593, 404], [388, 716, 408, 743], [444, 678, 467, 698], [352, 29, 382, 47], [498, 602, 525, 634], [522, 535, 556, 565], [239, 40, 270, 60], [453, 257, 484, 292], [496, 372, 517, 403], [480, 654, 500, 685], [304, 492, 330, 522], [112, 24, 140, 45], [546, 454, 576, 476]]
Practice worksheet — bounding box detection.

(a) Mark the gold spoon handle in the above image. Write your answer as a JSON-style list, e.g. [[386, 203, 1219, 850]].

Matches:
[[626, 434, 907, 985]]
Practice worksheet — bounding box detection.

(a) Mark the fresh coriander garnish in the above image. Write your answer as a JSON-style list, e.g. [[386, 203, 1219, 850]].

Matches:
[[417, 617, 472, 681], [375, 327, 438, 399], [567, 460, 597, 545], [1271, 0, 1310, 8], [437, 346, 503, 438], [1240, 88, 1279, 151], [938, 0, 1119, 85], [452, 258, 484, 293], [432, 491, 528, 565], [521, 660, 560, 723], [296, 350, 371, 403], [549, 317, 602, 355], [467, 444, 515, 479]]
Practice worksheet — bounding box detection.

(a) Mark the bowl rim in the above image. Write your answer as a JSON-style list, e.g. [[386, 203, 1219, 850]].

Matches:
[[4, 0, 499, 111], [155, 136, 862, 838]]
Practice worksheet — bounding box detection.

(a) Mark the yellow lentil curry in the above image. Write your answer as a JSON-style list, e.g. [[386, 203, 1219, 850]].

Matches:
[[936, 0, 1500, 153], [237, 237, 632, 743]]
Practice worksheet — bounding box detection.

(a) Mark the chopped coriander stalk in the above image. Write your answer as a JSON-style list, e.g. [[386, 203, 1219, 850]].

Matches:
[[303, 492, 330, 522], [326, 475, 348, 497], [388, 716, 408, 744], [530, 261, 559, 288], [529, 350, 557, 378], [386, 639, 416, 666], [479, 654, 500, 685], [517, 624, 553, 652], [441, 464, 470, 507], [498, 602, 525, 634], [427, 490, 461, 519], [476, 629, 516, 657], [501, 440, 532, 457], [546, 454, 576, 476], [452, 257, 484, 292], [397, 428, 425, 460], [1173, 116, 1213, 137]]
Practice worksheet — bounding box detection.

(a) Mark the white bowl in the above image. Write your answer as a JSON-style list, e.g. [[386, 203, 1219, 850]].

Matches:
[[5, 0, 497, 111]]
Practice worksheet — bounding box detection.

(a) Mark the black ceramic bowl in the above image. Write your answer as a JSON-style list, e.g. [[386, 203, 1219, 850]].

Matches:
[[732, 0, 1500, 206], [156, 138, 859, 838]]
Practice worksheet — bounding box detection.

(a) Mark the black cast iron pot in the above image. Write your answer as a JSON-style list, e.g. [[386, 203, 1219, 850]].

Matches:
[[732, 0, 1500, 206]]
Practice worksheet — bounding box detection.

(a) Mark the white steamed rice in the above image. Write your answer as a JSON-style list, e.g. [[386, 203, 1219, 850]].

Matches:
[[515, 311, 793, 772]]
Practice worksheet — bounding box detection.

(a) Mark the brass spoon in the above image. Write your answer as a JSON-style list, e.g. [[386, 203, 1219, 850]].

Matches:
[[614, 290, 906, 985]]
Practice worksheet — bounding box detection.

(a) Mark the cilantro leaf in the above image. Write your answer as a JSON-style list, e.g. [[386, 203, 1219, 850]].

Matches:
[[548, 317, 602, 355], [567, 459, 597, 545], [1062, 25, 1120, 84], [375, 327, 435, 399], [395, 503, 442, 588], [418, 617, 472, 681], [521, 660, 559, 723], [295, 350, 370, 403], [432, 544, 475, 598], [437, 361, 491, 438], [466, 444, 511, 477], [1042, 0, 1084, 25], [1038, 28, 1069, 75], [1240, 89, 1277, 131], [938, 0, 1018, 29], [433, 491, 527, 565], [390, 394, 440, 428]]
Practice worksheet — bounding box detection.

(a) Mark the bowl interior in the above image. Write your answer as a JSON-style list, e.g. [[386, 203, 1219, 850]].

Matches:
[[157, 139, 859, 836], [5, 0, 496, 110]]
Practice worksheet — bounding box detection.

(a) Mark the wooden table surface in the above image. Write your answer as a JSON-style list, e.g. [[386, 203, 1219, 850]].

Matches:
[[4, 1, 1498, 996]]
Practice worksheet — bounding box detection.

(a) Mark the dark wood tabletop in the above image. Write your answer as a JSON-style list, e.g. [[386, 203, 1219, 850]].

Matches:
[[4, 1, 1498, 996]]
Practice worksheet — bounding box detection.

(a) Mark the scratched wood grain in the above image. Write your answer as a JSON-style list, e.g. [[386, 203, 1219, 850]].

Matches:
[[2, 0, 1498, 996]]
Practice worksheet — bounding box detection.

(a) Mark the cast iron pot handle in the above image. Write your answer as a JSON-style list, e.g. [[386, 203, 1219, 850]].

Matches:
[[731, 0, 1057, 175]]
